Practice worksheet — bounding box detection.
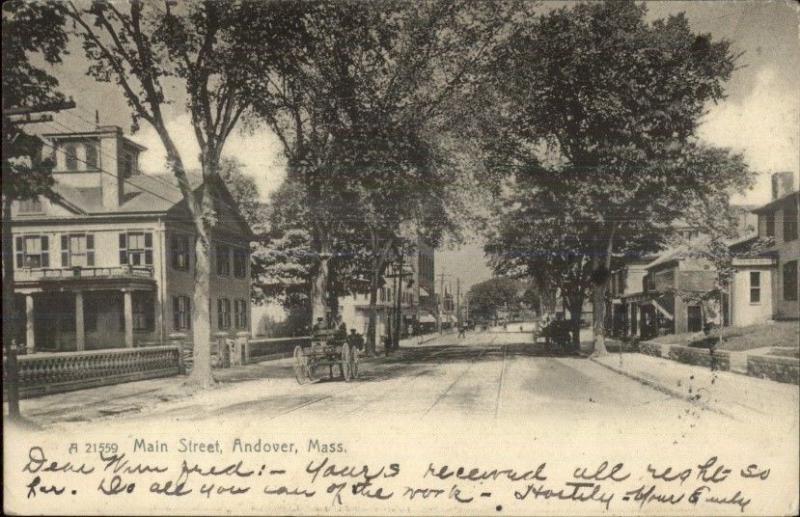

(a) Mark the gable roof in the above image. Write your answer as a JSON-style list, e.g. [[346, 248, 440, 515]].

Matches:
[[752, 190, 800, 214]]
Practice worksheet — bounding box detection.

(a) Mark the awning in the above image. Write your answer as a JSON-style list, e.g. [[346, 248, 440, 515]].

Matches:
[[419, 287, 430, 297], [419, 314, 436, 323]]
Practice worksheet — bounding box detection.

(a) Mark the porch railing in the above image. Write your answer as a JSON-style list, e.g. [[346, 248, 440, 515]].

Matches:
[[3, 345, 181, 399], [15, 265, 154, 282]]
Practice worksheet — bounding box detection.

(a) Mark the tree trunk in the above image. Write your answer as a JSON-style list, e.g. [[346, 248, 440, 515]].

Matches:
[[591, 282, 608, 355], [311, 239, 330, 325], [2, 195, 21, 418], [566, 292, 584, 353], [187, 233, 214, 388], [366, 271, 379, 356], [590, 226, 616, 356], [159, 132, 215, 389], [366, 234, 393, 356]]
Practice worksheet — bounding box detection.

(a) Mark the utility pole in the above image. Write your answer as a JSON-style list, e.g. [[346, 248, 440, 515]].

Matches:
[[385, 256, 412, 351], [3, 100, 75, 419], [456, 278, 461, 330], [437, 271, 448, 334]]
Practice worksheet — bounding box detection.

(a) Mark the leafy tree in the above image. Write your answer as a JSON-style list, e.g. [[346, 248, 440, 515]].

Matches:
[[487, 0, 754, 354], [466, 277, 530, 323], [219, 157, 266, 232], [2, 0, 70, 419], [242, 0, 515, 354], [66, 0, 304, 387]]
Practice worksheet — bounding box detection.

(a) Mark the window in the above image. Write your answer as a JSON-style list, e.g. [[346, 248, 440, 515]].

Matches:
[[217, 298, 231, 330], [171, 234, 190, 271], [765, 213, 775, 238], [65, 144, 78, 171], [216, 245, 231, 276], [119, 232, 153, 266], [132, 293, 154, 331], [784, 261, 798, 301], [18, 197, 42, 213], [15, 236, 49, 268], [233, 248, 247, 278], [784, 206, 798, 242], [234, 299, 247, 329], [749, 271, 761, 304], [121, 152, 134, 178], [61, 234, 95, 267], [84, 295, 98, 332], [173, 295, 191, 330], [85, 143, 98, 169]]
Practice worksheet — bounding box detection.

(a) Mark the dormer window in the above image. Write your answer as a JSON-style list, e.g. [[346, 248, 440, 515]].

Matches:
[[85, 143, 98, 169], [65, 144, 78, 171], [121, 151, 135, 178]]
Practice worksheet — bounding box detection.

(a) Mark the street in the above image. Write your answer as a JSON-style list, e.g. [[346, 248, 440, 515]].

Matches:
[[7, 329, 799, 516], [16, 329, 798, 442]]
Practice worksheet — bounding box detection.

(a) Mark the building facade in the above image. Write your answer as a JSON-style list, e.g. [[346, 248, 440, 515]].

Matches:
[[752, 175, 799, 321], [339, 237, 435, 339], [9, 126, 252, 354]]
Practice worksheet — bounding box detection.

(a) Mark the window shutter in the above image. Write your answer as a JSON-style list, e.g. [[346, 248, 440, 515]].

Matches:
[[173, 297, 180, 329], [217, 299, 223, 329], [40, 236, 49, 267], [61, 235, 69, 267], [119, 233, 127, 264], [15, 236, 23, 268], [186, 298, 191, 330], [86, 234, 95, 266]]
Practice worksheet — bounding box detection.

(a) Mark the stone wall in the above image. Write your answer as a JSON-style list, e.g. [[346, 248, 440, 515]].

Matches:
[[639, 341, 662, 357], [668, 345, 731, 371], [747, 354, 800, 384]]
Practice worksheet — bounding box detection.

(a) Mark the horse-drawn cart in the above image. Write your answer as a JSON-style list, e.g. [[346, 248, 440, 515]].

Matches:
[[293, 329, 360, 384]]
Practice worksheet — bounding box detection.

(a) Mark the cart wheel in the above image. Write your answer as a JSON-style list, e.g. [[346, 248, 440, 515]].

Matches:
[[341, 343, 352, 382], [350, 347, 360, 379], [293, 346, 307, 385]]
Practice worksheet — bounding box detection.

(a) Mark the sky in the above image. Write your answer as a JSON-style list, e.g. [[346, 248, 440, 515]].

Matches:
[[36, 0, 800, 295]]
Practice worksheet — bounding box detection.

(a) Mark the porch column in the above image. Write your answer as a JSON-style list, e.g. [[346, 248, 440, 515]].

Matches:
[[75, 290, 85, 351], [25, 294, 35, 354], [123, 289, 134, 348]]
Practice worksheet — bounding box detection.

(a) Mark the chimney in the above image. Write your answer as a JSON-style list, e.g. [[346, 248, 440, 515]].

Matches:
[[771, 171, 795, 201], [98, 126, 124, 209]]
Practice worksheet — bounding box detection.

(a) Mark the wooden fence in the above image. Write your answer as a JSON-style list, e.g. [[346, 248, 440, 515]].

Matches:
[[247, 336, 312, 362], [3, 345, 181, 399]]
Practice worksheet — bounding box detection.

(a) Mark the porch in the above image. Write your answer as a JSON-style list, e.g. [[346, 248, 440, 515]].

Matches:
[[11, 266, 158, 354]]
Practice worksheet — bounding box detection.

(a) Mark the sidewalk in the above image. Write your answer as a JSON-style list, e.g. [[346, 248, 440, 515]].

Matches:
[[590, 352, 799, 422]]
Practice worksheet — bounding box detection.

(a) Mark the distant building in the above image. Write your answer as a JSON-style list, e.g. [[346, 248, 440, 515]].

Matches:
[[607, 196, 771, 339], [9, 125, 252, 354], [339, 237, 435, 339]]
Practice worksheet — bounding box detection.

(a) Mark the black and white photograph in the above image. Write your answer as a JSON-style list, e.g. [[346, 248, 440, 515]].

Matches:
[[3, 0, 799, 515]]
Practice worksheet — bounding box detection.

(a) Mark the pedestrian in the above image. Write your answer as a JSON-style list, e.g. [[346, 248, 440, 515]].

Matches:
[[458, 324, 466, 339], [348, 329, 365, 351]]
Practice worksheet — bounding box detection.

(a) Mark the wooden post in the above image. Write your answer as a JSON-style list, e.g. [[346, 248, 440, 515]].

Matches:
[[75, 290, 85, 351], [123, 289, 134, 347], [25, 294, 35, 354]]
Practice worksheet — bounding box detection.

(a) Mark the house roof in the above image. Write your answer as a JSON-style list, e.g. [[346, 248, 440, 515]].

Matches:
[[752, 190, 800, 214], [49, 172, 203, 215]]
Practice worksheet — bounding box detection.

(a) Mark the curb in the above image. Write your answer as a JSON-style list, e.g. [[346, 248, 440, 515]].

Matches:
[[588, 356, 733, 419]]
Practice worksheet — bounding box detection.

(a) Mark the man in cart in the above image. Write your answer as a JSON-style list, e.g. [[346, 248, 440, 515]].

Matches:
[[348, 329, 365, 352]]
